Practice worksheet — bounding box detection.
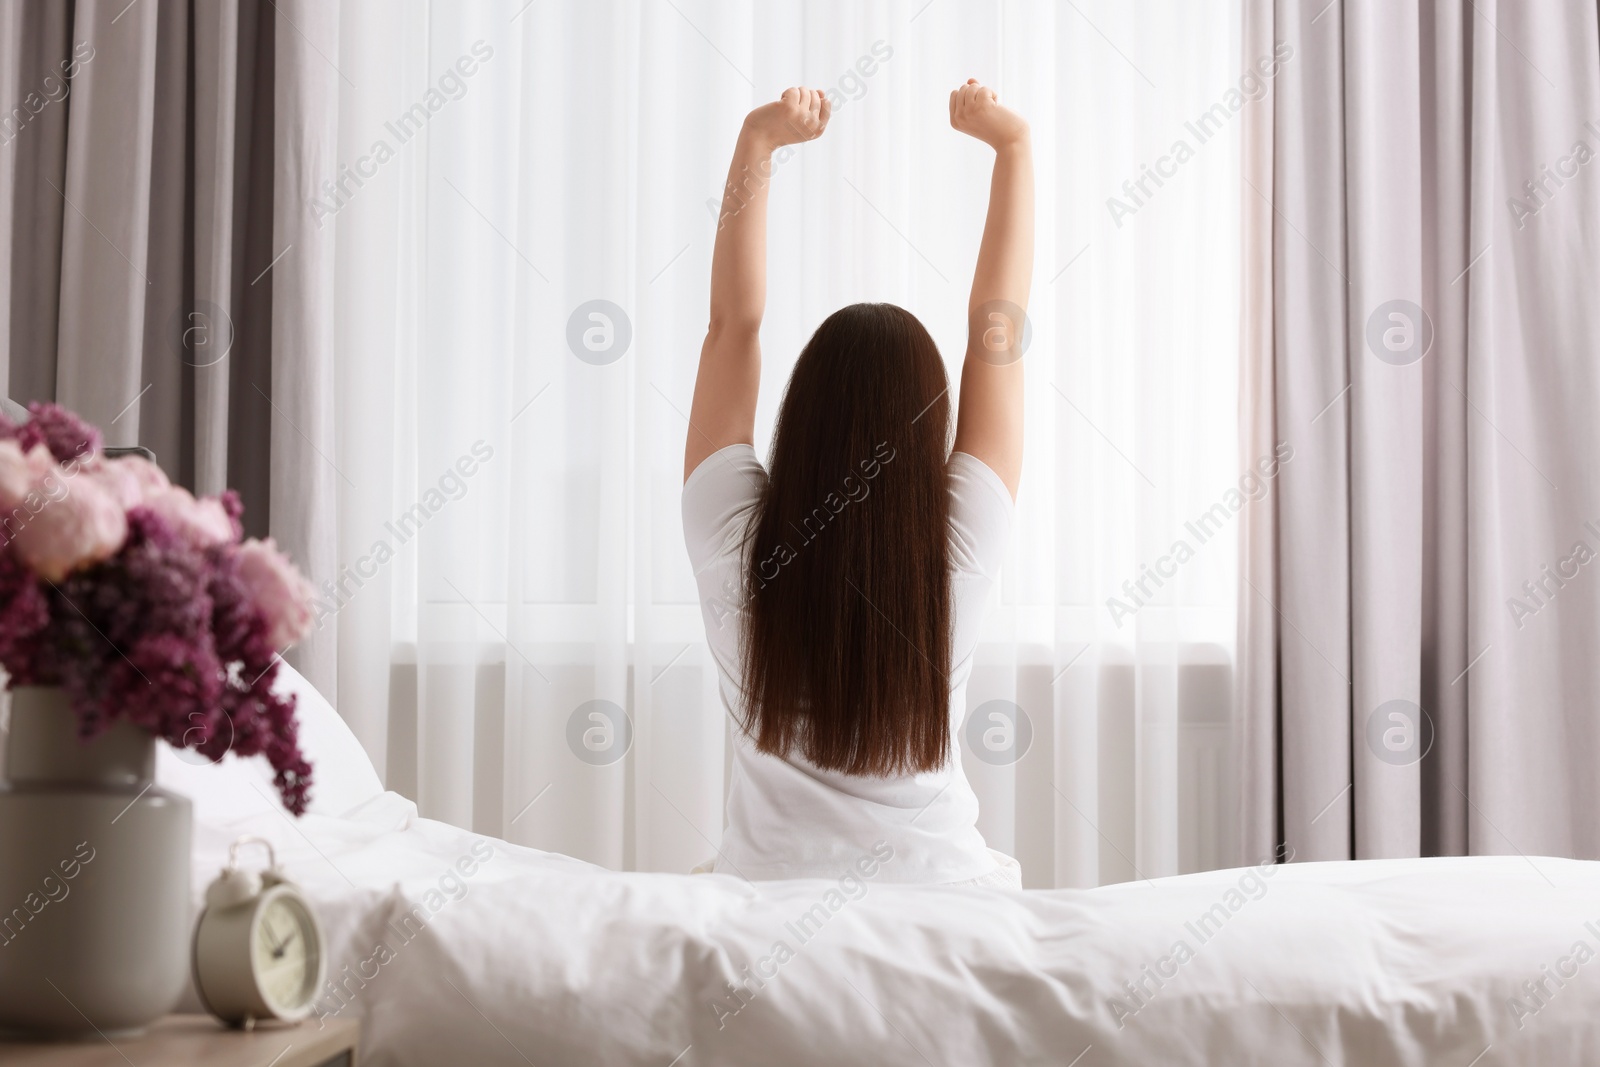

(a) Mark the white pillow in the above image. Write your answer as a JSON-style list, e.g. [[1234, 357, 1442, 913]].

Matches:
[[156, 662, 385, 826]]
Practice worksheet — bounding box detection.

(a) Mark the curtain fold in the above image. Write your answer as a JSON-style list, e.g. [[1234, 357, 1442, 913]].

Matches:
[[191, 0, 241, 496], [0, 0, 281, 539], [269, 0, 340, 693], [54, 0, 159, 436], [1236, 0, 1280, 863], [1240, 0, 1600, 863], [0, 0, 71, 401]]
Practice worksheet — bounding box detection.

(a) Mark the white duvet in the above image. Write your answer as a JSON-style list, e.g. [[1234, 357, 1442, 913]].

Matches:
[[148, 669, 1600, 1065], [183, 791, 1600, 1067]]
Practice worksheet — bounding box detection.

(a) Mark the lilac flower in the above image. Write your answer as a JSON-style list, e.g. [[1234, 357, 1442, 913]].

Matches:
[[0, 553, 49, 678], [18, 402, 101, 466]]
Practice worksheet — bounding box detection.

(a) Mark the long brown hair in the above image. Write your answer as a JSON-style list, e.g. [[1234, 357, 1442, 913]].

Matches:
[[741, 303, 952, 776]]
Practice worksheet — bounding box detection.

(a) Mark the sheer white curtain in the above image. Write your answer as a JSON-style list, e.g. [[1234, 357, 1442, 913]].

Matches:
[[325, 0, 1244, 888]]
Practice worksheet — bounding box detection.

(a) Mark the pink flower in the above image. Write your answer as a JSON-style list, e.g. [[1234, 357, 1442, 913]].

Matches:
[[0, 442, 126, 575], [85, 454, 170, 510], [0, 440, 55, 513], [146, 485, 236, 549], [11, 467, 128, 582], [235, 538, 317, 650]]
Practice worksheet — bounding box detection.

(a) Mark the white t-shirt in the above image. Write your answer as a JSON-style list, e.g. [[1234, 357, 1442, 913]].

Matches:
[[682, 443, 1013, 884]]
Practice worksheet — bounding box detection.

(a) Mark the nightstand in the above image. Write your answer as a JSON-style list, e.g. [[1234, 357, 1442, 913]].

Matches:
[[0, 1014, 359, 1066]]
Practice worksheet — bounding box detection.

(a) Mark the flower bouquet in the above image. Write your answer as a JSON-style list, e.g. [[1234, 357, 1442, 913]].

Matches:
[[0, 402, 316, 812]]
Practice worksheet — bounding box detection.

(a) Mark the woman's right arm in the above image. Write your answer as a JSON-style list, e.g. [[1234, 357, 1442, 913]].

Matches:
[[949, 79, 1033, 500], [684, 88, 830, 483]]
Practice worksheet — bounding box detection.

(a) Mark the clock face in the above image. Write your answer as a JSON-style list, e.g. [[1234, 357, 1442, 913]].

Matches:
[[252, 893, 319, 1014]]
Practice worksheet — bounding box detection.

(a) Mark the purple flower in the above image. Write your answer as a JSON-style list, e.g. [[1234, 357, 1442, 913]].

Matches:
[[18, 402, 101, 466], [0, 553, 50, 678]]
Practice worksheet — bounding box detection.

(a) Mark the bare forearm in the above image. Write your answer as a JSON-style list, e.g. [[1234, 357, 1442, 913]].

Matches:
[[709, 129, 776, 334], [968, 138, 1034, 319]]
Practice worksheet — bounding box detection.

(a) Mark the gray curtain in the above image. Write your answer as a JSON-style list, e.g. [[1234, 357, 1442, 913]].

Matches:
[[1240, 0, 1600, 863], [0, 0, 338, 694], [1, 0, 271, 511]]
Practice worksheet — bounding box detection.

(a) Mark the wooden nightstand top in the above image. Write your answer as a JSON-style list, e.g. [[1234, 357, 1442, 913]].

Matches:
[[0, 1014, 359, 1066]]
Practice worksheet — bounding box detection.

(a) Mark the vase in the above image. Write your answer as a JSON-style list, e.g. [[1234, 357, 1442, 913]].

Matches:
[[0, 686, 192, 1036]]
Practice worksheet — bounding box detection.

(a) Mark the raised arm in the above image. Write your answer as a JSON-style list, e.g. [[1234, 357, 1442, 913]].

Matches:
[[684, 88, 830, 482], [949, 79, 1033, 500]]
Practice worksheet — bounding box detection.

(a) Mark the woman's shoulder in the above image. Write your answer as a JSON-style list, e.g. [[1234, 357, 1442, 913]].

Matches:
[[683, 444, 766, 567], [946, 451, 1013, 574], [947, 451, 1013, 508]]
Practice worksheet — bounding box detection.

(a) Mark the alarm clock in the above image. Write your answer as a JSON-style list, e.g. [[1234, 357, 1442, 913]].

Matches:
[[192, 836, 327, 1028]]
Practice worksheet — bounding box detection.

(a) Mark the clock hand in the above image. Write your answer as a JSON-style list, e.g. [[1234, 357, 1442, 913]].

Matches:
[[273, 927, 299, 966], [263, 920, 285, 956]]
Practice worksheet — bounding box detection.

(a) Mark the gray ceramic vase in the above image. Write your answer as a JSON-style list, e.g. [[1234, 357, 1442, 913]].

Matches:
[[0, 686, 191, 1036]]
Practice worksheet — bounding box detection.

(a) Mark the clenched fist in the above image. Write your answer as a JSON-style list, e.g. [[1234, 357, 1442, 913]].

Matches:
[[743, 87, 832, 151], [949, 79, 1028, 150]]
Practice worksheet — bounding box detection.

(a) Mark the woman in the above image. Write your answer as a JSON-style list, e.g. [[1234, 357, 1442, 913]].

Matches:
[[682, 81, 1032, 887]]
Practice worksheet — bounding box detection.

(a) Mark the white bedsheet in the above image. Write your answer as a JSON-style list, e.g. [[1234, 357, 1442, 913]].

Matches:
[[183, 792, 1600, 1066]]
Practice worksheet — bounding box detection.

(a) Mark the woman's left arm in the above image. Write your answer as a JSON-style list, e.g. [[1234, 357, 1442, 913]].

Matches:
[[684, 88, 830, 482]]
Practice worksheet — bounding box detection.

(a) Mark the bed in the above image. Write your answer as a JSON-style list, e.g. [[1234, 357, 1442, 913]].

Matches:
[[156, 669, 1600, 1066]]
